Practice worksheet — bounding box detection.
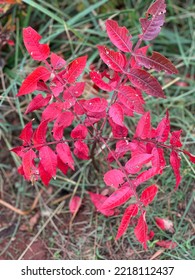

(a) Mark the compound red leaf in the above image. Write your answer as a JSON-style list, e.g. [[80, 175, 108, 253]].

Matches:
[[140, 185, 158, 206], [101, 185, 134, 210], [118, 85, 145, 114], [135, 51, 178, 74], [128, 69, 164, 98], [69, 196, 82, 214], [23, 27, 50, 61], [106, 19, 132, 53], [134, 211, 148, 249], [125, 153, 153, 174], [71, 124, 88, 139], [52, 111, 74, 140], [116, 204, 138, 240], [156, 240, 177, 249], [33, 120, 48, 146], [56, 143, 74, 170], [88, 192, 115, 217], [84, 97, 108, 113], [170, 130, 182, 148], [19, 121, 33, 145], [39, 146, 57, 178], [73, 140, 89, 160], [90, 71, 113, 92], [154, 111, 170, 142], [109, 103, 124, 126], [170, 150, 181, 190], [63, 56, 87, 83], [104, 169, 125, 188], [139, 0, 166, 41], [38, 162, 52, 186], [25, 94, 52, 114], [50, 52, 66, 69], [154, 217, 174, 233], [17, 66, 51, 96], [134, 111, 151, 139], [22, 149, 37, 181], [98, 45, 126, 72]]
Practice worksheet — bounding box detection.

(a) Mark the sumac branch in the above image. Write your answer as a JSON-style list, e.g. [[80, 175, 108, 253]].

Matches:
[[12, 0, 195, 249]]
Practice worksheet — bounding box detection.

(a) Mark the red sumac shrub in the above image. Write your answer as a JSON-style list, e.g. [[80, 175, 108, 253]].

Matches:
[[13, 0, 195, 249]]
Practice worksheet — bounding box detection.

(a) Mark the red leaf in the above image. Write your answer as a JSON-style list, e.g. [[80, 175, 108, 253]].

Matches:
[[11, 146, 25, 158], [39, 146, 57, 178], [57, 156, 69, 175], [17, 66, 51, 96], [156, 148, 166, 173], [25, 94, 52, 114], [118, 85, 145, 115], [154, 217, 174, 233], [52, 111, 74, 140], [101, 185, 134, 210], [56, 143, 74, 170], [135, 51, 178, 74], [23, 27, 50, 61], [50, 78, 64, 97], [170, 130, 182, 147], [38, 162, 52, 186], [109, 118, 128, 138], [134, 111, 151, 139], [71, 124, 88, 139], [104, 169, 125, 188], [84, 97, 108, 113], [133, 167, 158, 188], [139, 0, 166, 41], [183, 150, 195, 164], [140, 185, 158, 206], [69, 196, 82, 214], [42, 102, 64, 121], [106, 20, 132, 53], [128, 69, 165, 98], [156, 240, 177, 249], [154, 111, 170, 142], [98, 45, 126, 72], [33, 120, 48, 146], [125, 153, 153, 174], [50, 52, 66, 69], [64, 82, 85, 98], [63, 56, 87, 83], [109, 103, 124, 126], [90, 71, 113, 92], [131, 46, 150, 68], [19, 121, 33, 145], [88, 192, 115, 217], [22, 149, 37, 181], [74, 99, 86, 115], [170, 150, 181, 190], [18, 165, 24, 176], [116, 204, 138, 240], [73, 140, 89, 160], [134, 211, 148, 249]]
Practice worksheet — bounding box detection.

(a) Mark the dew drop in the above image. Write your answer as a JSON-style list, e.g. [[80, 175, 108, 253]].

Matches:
[[30, 52, 33, 55], [106, 51, 109, 55]]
